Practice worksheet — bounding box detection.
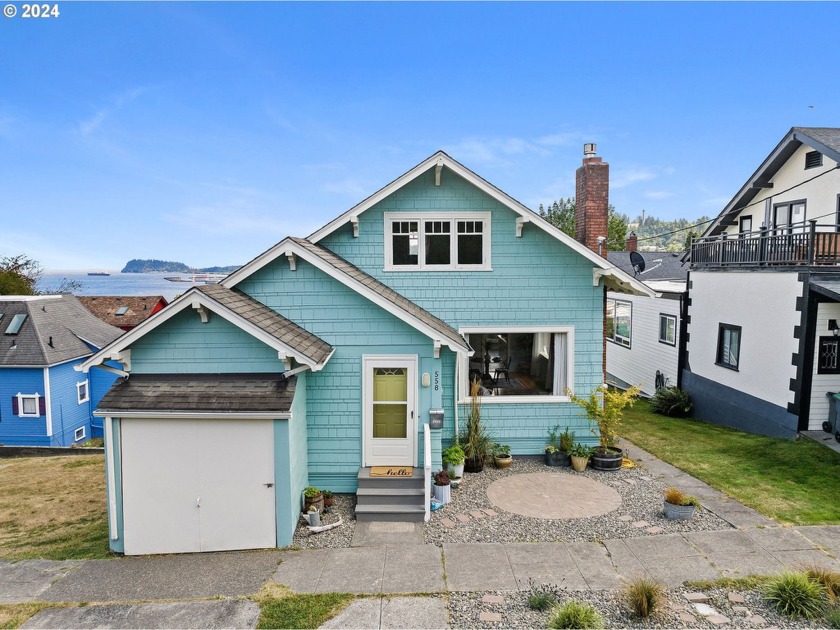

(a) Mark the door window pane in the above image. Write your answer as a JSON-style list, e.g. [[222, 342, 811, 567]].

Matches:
[[372, 368, 407, 438]]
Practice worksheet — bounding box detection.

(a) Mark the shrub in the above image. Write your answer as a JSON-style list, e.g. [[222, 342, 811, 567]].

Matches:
[[559, 428, 575, 452], [623, 576, 663, 618], [322, 490, 333, 499], [442, 445, 465, 468], [527, 591, 555, 612], [763, 571, 826, 619], [805, 565, 840, 601], [664, 487, 699, 507], [825, 606, 840, 628], [548, 600, 603, 629], [569, 385, 640, 450], [433, 469, 450, 486], [650, 386, 693, 417]]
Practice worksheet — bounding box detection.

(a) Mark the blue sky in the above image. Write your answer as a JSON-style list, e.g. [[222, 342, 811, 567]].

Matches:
[[2, 2, 839, 270]]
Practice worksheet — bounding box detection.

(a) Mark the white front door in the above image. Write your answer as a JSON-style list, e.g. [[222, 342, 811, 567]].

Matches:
[[363, 355, 417, 467]]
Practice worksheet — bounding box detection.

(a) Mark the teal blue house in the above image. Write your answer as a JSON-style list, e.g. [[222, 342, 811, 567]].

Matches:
[[81, 150, 652, 555]]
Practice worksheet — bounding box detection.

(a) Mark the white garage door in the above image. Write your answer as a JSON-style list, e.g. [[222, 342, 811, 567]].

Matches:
[[121, 418, 276, 555]]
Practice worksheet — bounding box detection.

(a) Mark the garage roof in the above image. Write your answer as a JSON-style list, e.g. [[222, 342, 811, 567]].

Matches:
[[98, 373, 297, 414]]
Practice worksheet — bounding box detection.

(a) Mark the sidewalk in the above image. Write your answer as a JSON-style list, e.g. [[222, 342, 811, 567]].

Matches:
[[5, 441, 840, 628]]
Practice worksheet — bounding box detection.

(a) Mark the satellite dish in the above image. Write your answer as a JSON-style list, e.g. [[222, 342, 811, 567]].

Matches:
[[630, 251, 645, 276]]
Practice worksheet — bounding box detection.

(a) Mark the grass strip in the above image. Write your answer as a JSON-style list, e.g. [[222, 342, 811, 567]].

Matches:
[[622, 400, 840, 525]]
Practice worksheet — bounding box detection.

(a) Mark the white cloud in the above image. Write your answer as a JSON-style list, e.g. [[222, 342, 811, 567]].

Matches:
[[611, 167, 657, 189], [77, 86, 149, 137], [644, 190, 675, 200]]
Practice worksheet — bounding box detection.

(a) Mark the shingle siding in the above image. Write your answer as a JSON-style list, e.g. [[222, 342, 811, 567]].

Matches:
[[0, 367, 48, 446]]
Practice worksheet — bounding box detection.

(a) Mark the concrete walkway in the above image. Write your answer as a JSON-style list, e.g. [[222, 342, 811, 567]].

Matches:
[[7, 440, 840, 629]]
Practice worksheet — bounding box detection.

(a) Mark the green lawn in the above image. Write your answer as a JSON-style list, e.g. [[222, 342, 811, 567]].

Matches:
[[254, 584, 354, 629], [622, 400, 840, 525]]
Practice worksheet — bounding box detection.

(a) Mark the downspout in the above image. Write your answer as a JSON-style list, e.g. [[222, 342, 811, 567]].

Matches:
[[677, 279, 689, 389], [454, 354, 460, 443]]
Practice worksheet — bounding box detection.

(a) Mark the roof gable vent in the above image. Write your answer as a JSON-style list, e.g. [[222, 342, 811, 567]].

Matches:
[[805, 150, 823, 169]]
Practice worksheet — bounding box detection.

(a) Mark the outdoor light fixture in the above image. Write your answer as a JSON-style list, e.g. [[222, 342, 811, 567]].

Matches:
[[830, 319, 839, 336]]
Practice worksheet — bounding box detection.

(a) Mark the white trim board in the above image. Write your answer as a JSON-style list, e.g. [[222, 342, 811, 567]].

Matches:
[[77, 287, 331, 374], [226, 151, 654, 298]]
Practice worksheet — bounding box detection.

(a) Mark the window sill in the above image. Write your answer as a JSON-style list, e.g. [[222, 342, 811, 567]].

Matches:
[[658, 340, 676, 347], [607, 339, 631, 349], [715, 362, 739, 372], [384, 266, 493, 272], [458, 395, 571, 405]]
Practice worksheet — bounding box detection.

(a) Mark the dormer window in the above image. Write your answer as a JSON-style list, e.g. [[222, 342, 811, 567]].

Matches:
[[384, 212, 491, 271]]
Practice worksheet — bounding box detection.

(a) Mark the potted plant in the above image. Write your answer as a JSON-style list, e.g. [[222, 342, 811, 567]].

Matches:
[[569, 443, 591, 472], [569, 385, 639, 471], [433, 469, 451, 504], [303, 486, 323, 514], [323, 490, 334, 508], [493, 443, 512, 469], [461, 380, 493, 473], [663, 487, 699, 520], [544, 425, 565, 466], [306, 504, 320, 527], [442, 444, 466, 479]]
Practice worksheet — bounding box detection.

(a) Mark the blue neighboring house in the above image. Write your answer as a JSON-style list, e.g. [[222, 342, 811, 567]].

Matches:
[[0, 293, 123, 446], [80, 148, 653, 555]]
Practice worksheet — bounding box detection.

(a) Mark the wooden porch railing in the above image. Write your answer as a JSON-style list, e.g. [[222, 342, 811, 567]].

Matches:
[[690, 221, 840, 268]]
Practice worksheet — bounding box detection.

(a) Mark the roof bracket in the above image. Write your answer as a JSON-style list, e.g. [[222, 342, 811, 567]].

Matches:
[[350, 215, 359, 238], [286, 252, 297, 271], [434, 158, 443, 186], [516, 216, 530, 238], [433, 339, 441, 359], [191, 301, 209, 323], [593, 268, 610, 287], [109, 349, 131, 372], [278, 351, 293, 370]]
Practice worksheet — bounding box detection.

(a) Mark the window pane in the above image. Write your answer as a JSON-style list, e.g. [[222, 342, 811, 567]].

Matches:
[[606, 300, 615, 340], [614, 302, 631, 346], [465, 331, 557, 397], [22, 397, 37, 414], [425, 221, 451, 265], [728, 329, 740, 367], [392, 222, 418, 265], [458, 235, 483, 264]]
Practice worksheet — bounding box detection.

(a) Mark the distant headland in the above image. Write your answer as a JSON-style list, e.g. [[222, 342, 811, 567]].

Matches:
[[121, 259, 240, 274]]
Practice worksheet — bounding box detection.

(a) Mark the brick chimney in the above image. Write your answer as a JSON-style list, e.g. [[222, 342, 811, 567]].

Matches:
[[626, 231, 637, 252], [575, 143, 610, 256]]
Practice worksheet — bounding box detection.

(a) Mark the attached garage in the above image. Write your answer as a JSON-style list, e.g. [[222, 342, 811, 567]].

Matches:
[[121, 418, 276, 555]]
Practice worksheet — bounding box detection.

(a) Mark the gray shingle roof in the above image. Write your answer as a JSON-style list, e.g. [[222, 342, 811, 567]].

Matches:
[[793, 127, 840, 157], [606, 251, 689, 281], [98, 373, 296, 413], [0, 294, 124, 367], [288, 237, 468, 351], [196, 284, 333, 366]]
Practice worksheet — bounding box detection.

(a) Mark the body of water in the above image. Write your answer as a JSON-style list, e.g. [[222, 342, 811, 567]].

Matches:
[[37, 272, 205, 301]]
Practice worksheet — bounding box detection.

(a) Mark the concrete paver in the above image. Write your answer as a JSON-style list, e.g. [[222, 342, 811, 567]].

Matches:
[[442, 543, 517, 592], [351, 521, 424, 547], [505, 543, 588, 590], [0, 560, 82, 604], [382, 545, 445, 594], [486, 472, 621, 519], [318, 596, 447, 630], [41, 551, 281, 603], [315, 546, 386, 594], [21, 600, 260, 629]]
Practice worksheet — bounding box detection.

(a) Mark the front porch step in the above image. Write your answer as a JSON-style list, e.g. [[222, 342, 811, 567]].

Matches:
[[355, 504, 426, 522], [355, 467, 426, 522]]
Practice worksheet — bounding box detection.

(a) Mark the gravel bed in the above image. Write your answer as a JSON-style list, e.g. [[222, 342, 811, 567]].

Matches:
[[449, 584, 822, 629], [290, 493, 356, 548], [425, 456, 732, 546]]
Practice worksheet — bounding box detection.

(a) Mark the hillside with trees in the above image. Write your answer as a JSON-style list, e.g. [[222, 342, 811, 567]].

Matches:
[[121, 259, 239, 273], [537, 199, 710, 252]]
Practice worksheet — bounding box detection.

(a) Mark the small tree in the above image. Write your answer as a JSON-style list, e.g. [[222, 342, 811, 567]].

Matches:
[[569, 385, 640, 451]]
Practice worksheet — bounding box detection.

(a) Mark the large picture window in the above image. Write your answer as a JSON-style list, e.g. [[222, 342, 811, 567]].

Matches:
[[716, 323, 742, 370], [606, 299, 632, 348], [460, 327, 573, 401], [385, 212, 491, 270]]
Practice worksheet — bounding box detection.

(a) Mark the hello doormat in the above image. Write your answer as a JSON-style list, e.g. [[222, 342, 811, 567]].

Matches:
[[369, 466, 413, 477]]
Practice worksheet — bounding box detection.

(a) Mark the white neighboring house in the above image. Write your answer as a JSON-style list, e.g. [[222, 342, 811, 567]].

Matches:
[[685, 127, 840, 439], [606, 247, 688, 397]]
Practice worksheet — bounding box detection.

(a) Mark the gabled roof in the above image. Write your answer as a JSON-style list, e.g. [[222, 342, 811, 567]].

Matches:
[[606, 251, 689, 282], [0, 294, 124, 367], [97, 373, 297, 415], [704, 127, 840, 237], [78, 295, 168, 329], [78, 284, 334, 373], [224, 237, 472, 355], [240, 151, 653, 297]]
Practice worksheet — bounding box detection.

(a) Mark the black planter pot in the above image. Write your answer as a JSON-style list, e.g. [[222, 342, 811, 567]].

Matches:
[[590, 446, 623, 471], [544, 451, 571, 467], [464, 456, 485, 473]]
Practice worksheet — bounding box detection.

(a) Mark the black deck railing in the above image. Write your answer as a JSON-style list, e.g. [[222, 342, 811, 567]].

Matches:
[[690, 220, 840, 268]]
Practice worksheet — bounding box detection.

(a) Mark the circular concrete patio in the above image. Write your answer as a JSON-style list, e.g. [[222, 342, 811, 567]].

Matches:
[[485, 471, 622, 519]]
